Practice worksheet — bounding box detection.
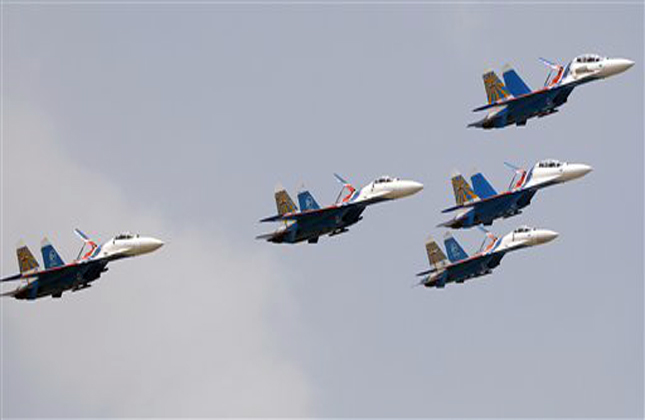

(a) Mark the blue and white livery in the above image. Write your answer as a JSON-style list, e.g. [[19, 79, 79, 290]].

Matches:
[[258, 174, 423, 244], [469, 54, 634, 129], [417, 226, 558, 288], [1, 230, 164, 300], [440, 159, 592, 229]]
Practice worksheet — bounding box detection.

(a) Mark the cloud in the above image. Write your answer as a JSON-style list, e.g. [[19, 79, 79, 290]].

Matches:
[[1, 105, 311, 417]]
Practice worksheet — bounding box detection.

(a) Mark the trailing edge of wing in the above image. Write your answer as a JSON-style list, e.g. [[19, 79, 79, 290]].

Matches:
[[260, 191, 389, 222], [473, 102, 506, 112], [416, 267, 438, 277], [260, 214, 286, 223], [1, 273, 22, 282], [442, 190, 528, 213], [473, 82, 584, 113], [441, 203, 467, 213]]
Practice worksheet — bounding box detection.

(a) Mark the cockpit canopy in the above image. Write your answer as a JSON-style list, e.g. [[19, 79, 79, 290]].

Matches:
[[574, 54, 604, 64], [374, 175, 398, 184], [537, 159, 564, 168], [114, 232, 138, 240], [513, 226, 534, 233]]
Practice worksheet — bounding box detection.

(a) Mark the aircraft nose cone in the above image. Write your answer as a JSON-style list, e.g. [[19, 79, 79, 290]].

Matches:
[[605, 58, 635, 77], [577, 164, 593, 177], [563, 163, 593, 181], [150, 238, 164, 250], [141, 238, 164, 254], [618, 58, 635, 72], [539, 230, 559, 244], [408, 181, 424, 194]]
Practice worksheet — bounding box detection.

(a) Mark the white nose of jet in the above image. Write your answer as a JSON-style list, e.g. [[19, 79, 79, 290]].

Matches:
[[533, 229, 559, 245], [562, 163, 593, 181], [602, 58, 635, 78], [400, 180, 424, 197], [138, 237, 164, 255]]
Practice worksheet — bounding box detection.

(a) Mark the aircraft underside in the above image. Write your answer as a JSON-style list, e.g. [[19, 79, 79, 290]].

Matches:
[[14, 264, 107, 300]]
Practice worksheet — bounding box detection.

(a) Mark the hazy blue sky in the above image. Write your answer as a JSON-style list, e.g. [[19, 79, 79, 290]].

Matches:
[[1, 2, 642, 417]]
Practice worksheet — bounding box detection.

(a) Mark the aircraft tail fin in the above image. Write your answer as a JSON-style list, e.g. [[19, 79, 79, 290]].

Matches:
[[451, 173, 479, 206], [425, 236, 449, 271], [41, 237, 65, 269], [502, 65, 532, 96], [297, 189, 320, 211], [483, 70, 511, 104], [443, 232, 469, 263], [16, 241, 39, 274], [274, 185, 298, 216], [470, 173, 498, 199]]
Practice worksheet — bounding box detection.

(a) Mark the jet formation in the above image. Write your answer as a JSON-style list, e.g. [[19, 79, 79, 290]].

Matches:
[[3, 52, 632, 298], [440, 159, 592, 229], [1, 229, 163, 300], [416, 226, 558, 288], [469, 53, 634, 129], [257, 174, 423, 244]]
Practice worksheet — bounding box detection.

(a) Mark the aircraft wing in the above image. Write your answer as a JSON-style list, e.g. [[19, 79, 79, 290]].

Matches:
[[447, 250, 506, 273], [415, 267, 438, 277], [442, 189, 535, 213], [14, 259, 108, 283], [417, 252, 491, 277], [472, 82, 580, 113], [260, 191, 389, 223], [1, 273, 22, 282], [260, 203, 360, 223]]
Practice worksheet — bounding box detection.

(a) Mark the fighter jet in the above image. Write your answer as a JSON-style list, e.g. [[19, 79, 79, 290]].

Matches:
[[416, 226, 558, 288], [257, 174, 423, 244], [440, 159, 592, 229], [469, 53, 634, 129], [1, 229, 164, 300]]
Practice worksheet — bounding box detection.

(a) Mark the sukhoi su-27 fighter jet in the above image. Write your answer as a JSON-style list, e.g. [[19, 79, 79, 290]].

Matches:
[[1, 229, 164, 300], [440, 159, 592, 229], [258, 174, 423, 244], [416, 226, 558, 288], [469, 53, 634, 129]]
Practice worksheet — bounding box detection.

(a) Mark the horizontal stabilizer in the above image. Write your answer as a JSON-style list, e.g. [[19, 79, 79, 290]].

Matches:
[[444, 233, 468, 263], [1, 287, 21, 297], [471, 173, 498, 199], [255, 232, 277, 240], [502, 65, 532, 96]]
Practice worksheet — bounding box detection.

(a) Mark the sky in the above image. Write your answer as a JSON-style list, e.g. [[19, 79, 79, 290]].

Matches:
[[1, 2, 643, 417]]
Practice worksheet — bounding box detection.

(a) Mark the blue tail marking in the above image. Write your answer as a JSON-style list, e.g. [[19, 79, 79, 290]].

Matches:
[[471, 173, 498, 199], [41, 238, 65, 269], [298, 190, 320, 211], [444, 234, 468, 263], [502, 66, 532, 96]]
